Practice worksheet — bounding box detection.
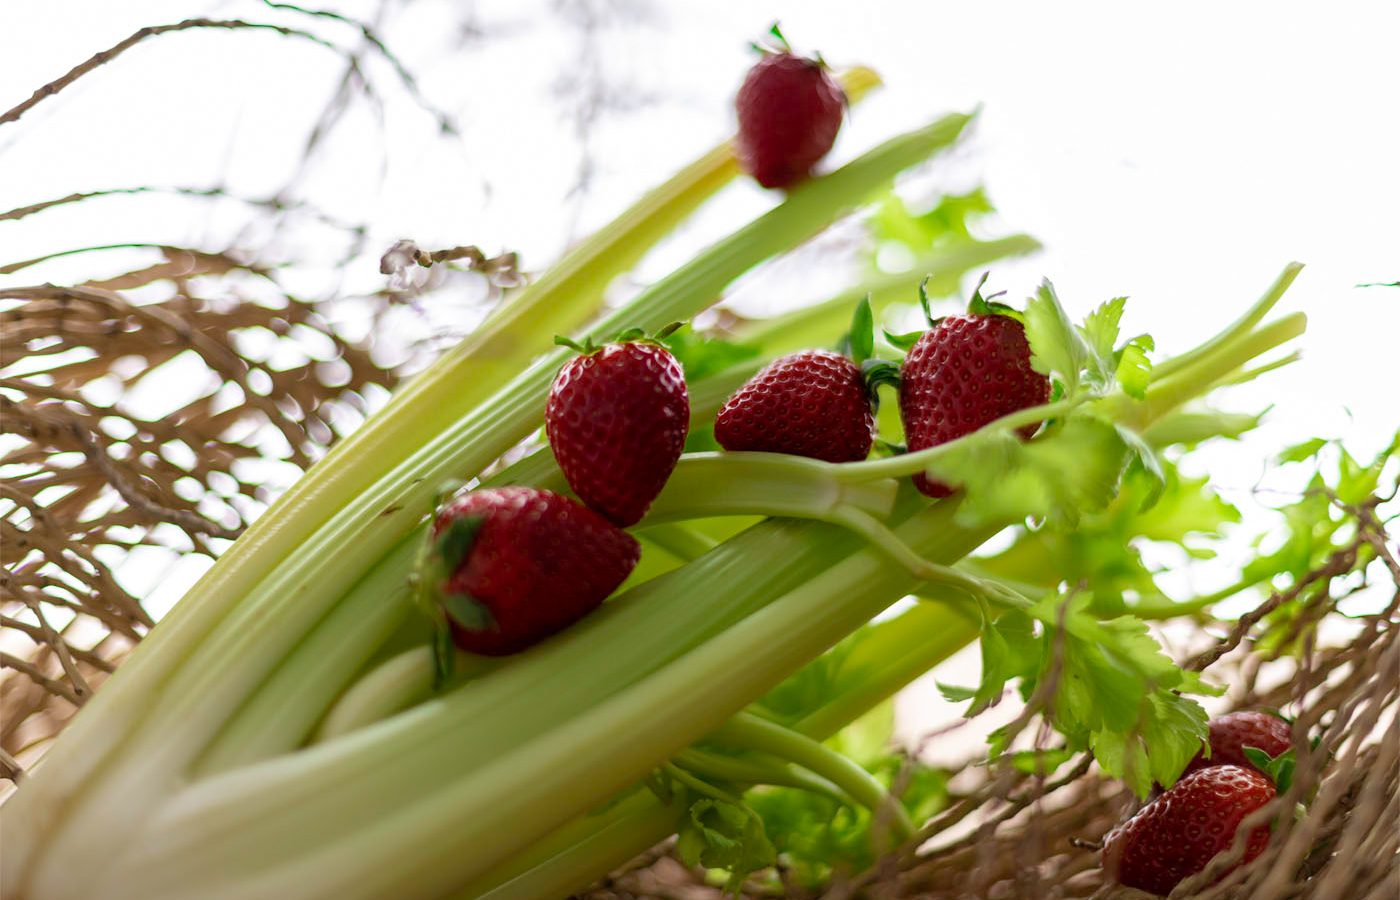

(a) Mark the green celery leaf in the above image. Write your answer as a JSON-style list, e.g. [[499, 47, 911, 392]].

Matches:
[[1024, 280, 1091, 396], [927, 415, 1129, 527], [749, 749, 948, 889], [1130, 469, 1241, 543], [970, 611, 1013, 715], [1080, 296, 1125, 363], [676, 799, 776, 892], [963, 593, 1218, 798], [1000, 747, 1077, 775], [868, 188, 995, 254], [1115, 334, 1154, 400], [1276, 437, 1328, 464], [937, 683, 976, 702], [1115, 424, 1167, 510], [661, 324, 761, 382], [826, 700, 896, 768]]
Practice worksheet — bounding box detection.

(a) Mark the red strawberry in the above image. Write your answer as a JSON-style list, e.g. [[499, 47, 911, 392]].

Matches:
[[898, 279, 1050, 497], [714, 350, 876, 463], [1103, 765, 1275, 896], [424, 487, 640, 656], [735, 29, 844, 190], [1183, 711, 1293, 777], [546, 338, 689, 527]]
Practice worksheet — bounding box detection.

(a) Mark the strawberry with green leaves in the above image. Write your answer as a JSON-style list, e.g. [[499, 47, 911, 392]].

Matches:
[[714, 298, 895, 463], [419, 487, 639, 659], [894, 275, 1052, 497], [735, 25, 845, 190], [1103, 764, 1276, 896], [547, 326, 690, 527], [1185, 710, 1293, 777]]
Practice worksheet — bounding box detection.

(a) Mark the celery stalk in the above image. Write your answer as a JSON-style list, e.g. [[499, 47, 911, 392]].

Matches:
[[8, 110, 975, 900], [1, 68, 882, 862]]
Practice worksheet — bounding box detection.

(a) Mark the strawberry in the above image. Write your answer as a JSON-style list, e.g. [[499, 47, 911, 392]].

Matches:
[[422, 487, 640, 657], [897, 276, 1051, 497], [713, 300, 892, 463], [735, 26, 844, 190], [546, 332, 689, 527], [1102, 765, 1275, 896], [1183, 710, 1293, 777], [714, 350, 874, 462]]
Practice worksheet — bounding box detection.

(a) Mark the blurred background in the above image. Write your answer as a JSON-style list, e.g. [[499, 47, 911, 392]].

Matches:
[[2, 1, 1397, 769]]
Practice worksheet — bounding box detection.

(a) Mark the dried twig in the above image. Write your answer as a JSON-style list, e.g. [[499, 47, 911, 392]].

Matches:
[[1, 19, 357, 127]]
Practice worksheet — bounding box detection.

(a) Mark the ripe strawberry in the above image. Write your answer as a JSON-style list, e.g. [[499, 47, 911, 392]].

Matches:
[[1102, 765, 1275, 896], [1184, 711, 1293, 777], [422, 487, 640, 657], [898, 277, 1050, 497], [735, 28, 844, 190], [547, 335, 689, 527], [714, 350, 878, 463]]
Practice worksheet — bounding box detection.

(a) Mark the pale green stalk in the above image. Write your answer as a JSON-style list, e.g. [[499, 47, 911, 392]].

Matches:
[[671, 748, 851, 804], [738, 234, 1041, 352], [460, 598, 984, 900], [1149, 262, 1302, 381], [311, 648, 499, 744], [709, 712, 914, 839], [120, 499, 992, 900], [192, 453, 896, 772], [635, 523, 720, 561]]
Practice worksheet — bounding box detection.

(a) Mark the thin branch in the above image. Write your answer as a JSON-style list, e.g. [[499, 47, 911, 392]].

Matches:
[[1, 19, 354, 127], [259, 0, 458, 135], [0, 653, 84, 706], [0, 185, 365, 236]]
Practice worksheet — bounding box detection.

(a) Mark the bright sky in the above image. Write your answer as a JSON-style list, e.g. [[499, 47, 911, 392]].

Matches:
[[3, 1, 1397, 750]]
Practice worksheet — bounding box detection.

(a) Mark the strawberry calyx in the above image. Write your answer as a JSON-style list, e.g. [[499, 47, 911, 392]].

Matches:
[[883, 272, 1023, 352], [749, 22, 795, 60], [840, 296, 900, 408], [441, 591, 495, 631], [861, 359, 901, 411], [964, 271, 1023, 322], [414, 508, 494, 685], [553, 321, 684, 356], [1241, 746, 1296, 794], [748, 23, 836, 79]]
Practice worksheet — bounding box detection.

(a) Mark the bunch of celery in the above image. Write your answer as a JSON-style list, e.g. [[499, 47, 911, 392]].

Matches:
[[1, 66, 1306, 900]]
